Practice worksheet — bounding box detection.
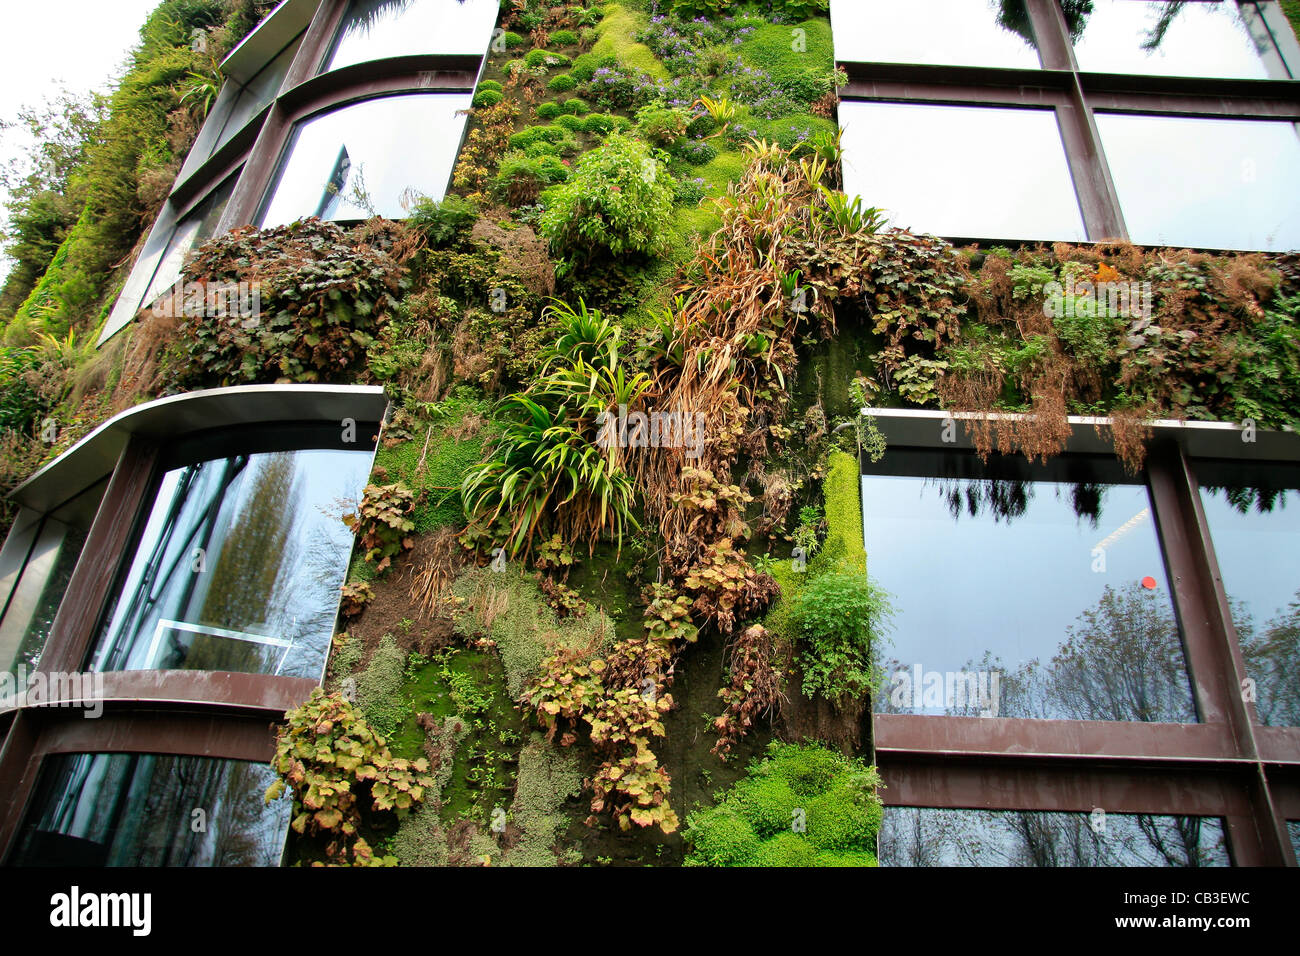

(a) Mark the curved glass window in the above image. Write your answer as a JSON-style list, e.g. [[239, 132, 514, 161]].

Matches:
[[9, 752, 290, 866], [829, 0, 1042, 69], [321, 0, 500, 74], [259, 92, 472, 226], [0, 481, 107, 692], [140, 173, 239, 310], [1195, 459, 1300, 727], [866, 450, 1195, 721], [881, 807, 1230, 866], [1071, 0, 1290, 80], [1096, 113, 1300, 252], [840, 101, 1085, 241], [89, 445, 372, 681]]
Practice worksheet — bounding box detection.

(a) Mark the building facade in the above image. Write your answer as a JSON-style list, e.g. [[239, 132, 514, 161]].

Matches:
[[1, 0, 1298, 865]]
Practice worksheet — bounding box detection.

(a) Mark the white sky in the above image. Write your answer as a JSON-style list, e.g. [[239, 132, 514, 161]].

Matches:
[[0, 0, 162, 283]]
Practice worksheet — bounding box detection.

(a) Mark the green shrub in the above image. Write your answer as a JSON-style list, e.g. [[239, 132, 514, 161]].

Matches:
[[635, 105, 690, 146], [676, 139, 718, 166], [535, 101, 562, 120], [582, 113, 617, 134], [523, 139, 562, 157], [407, 193, 478, 248], [525, 48, 570, 69], [550, 29, 579, 45], [493, 152, 570, 204], [684, 742, 882, 867], [561, 97, 590, 115], [538, 133, 676, 272], [555, 113, 584, 132], [789, 571, 892, 705], [571, 51, 609, 82], [501, 31, 526, 49], [472, 89, 503, 108], [508, 124, 571, 151], [547, 72, 578, 92], [478, 79, 503, 93]]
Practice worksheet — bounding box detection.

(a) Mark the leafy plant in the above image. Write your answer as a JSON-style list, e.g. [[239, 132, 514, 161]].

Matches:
[[790, 571, 893, 705], [538, 134, 676, 274], [265, 689, 434, 867], [343, 483, 416, 574]]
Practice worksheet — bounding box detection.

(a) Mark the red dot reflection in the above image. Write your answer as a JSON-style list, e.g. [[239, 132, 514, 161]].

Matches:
[[1141, 576, 1158, 590]]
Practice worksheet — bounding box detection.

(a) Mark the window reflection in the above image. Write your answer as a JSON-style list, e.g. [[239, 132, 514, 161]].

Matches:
[[1196, 460, 1300, 727], [1072, 0, 1291, 80], [839, 102, 1086, 241], [141, 173, 238, 309], [866, 450, 1196, 721], [89, 447, 372, 681], [10, 752, 290, 866], [881, 807, 1230, 866], [259, 93, 472, 226], [1096, 113, 1300, 252], [0, 481, 106, 691], [322, 0, 500, 73], [829, 0, 1041, 69]]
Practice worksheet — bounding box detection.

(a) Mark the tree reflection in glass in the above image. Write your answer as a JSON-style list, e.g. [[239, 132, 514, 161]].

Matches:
[[10, 752, 290, 866], [866, 451, 1195, 721], [90, 447, 371, 681], [881, 806, 1230, 866], [1197, 465, 1300, 727]]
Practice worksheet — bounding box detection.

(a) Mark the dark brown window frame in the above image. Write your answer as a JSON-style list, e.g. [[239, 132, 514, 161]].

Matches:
[[862, 410, 1300, 865], [837, 0, 1300, 246]]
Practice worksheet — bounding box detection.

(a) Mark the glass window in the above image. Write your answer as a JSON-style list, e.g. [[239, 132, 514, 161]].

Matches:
[[1071, 0, 1290, 80], [215, 34, 303, 148], [141, 173, 239, 309], [880, 807, 1230, 866], [839, 101, 1086, 241], [9, 752, 290, 866], [1290, 820, 1300, 860], [1195, 459, 1300, 727], [1096, 113, 1300, 252], [829, 0, 1042, 69], [259, 92, 471, 226], [89, 445, 372, 681], [0, 481, 107, 691], [865, 449, 1196, 721], [322, 0, 500, 74]]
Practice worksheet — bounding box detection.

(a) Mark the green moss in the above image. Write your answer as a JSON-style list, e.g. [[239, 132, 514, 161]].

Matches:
[[355, 635, 410, 739], [757, 114, 837, 152], [536, 101, 562, 120], [447, 566, 615, 697], [561, 97, 590, 116], [811, 449, 866, 576], [473, 89, 503, 108], [590, 3, 670, 80], [684, 742, 883, 867], [487, 735, 584, 867], [695, 148, 748, 194], [1281, 0, 1300, 41], [737, 18, 835, 87], [547, 72, 578, 92], [372, 402, 494, 534]]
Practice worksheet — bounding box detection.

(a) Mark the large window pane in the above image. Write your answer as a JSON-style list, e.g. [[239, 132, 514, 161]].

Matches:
[[1195, 460, 1300, 727], [10, 752, 289, 866], [1072, 0, 1290, 80], [89, 446, 372, 681], [259, 93, 471, 226], [829, 0, 1042, 69], [865, 450, 1196, 721], [322, 0, 500, 74], [881, 807, 1230, 866], [839, 101, 1085, 241], [1096, 113, 1300, 252]]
